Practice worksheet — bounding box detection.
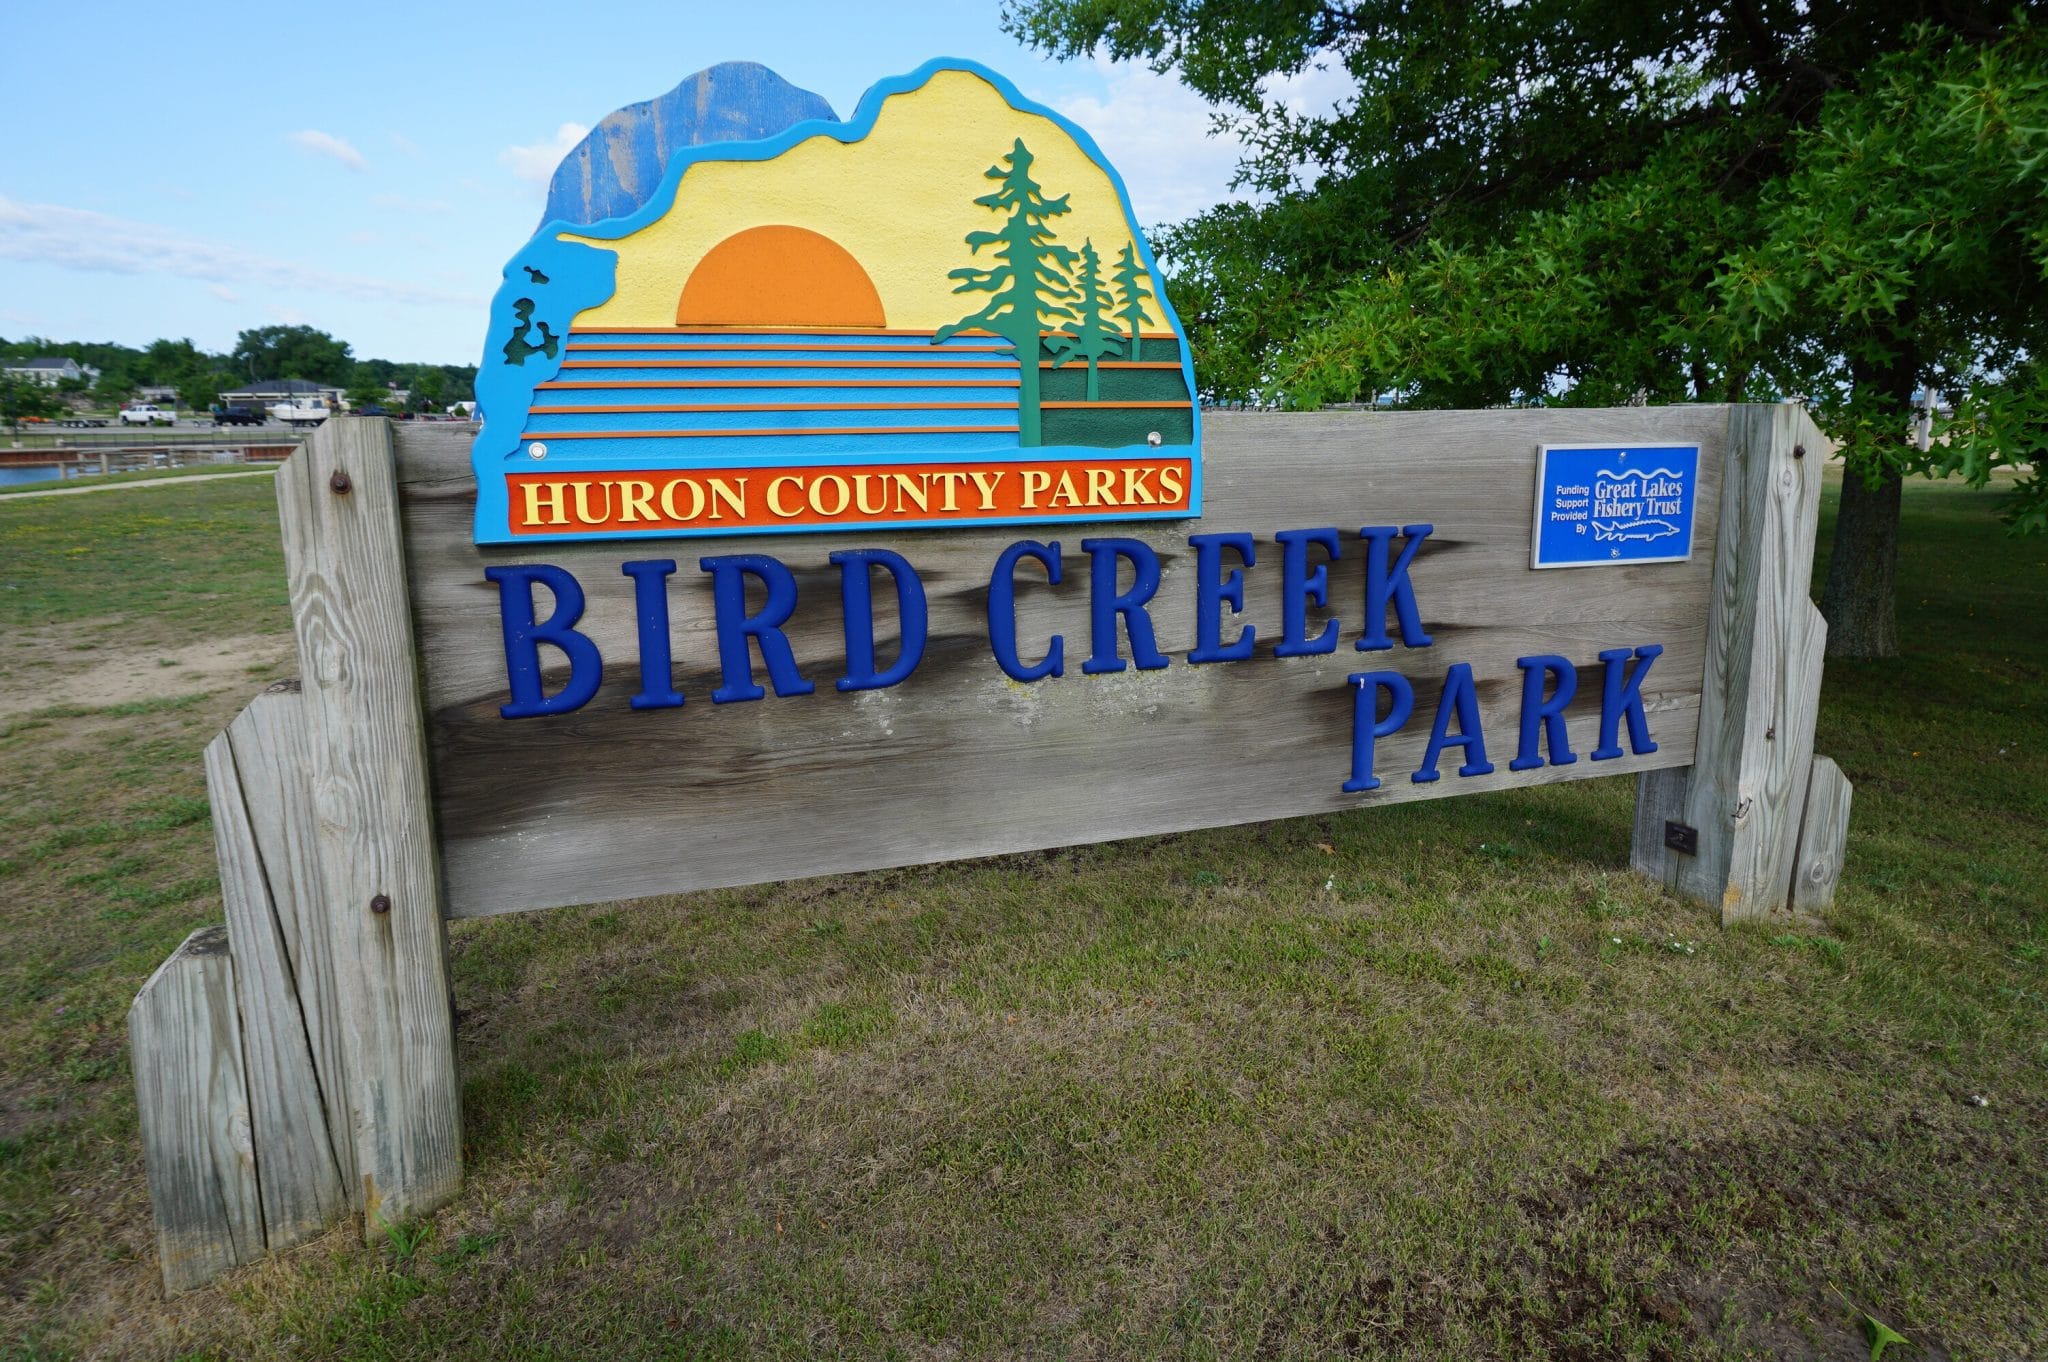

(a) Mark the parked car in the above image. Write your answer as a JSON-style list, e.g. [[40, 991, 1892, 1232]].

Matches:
[[213, 405, 265, 426], [354, 405, 391, 417], [119, 404, 176, 426]]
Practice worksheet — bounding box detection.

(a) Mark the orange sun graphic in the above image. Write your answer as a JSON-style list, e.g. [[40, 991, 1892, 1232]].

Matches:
[[676, 224, 887, 328]]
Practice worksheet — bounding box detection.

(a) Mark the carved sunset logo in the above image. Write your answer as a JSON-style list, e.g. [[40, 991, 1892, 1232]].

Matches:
[[471, 61, 1200, 544]]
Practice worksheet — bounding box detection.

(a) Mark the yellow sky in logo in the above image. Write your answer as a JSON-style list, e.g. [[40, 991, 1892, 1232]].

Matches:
[[560, 69, 1168, 333]]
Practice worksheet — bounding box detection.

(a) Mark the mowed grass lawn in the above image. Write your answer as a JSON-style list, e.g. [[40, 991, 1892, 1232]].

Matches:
[[1, 470, 2043, 1361]]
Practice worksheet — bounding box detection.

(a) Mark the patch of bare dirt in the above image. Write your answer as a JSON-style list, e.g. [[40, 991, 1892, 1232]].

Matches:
[[2, 624, 291, 717]]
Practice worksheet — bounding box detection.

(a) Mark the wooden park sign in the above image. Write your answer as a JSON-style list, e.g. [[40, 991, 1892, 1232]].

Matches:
[[128, 61, 1852, 1294]]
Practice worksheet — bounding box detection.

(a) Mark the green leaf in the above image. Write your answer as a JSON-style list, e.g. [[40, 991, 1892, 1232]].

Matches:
[[1864, 1313, 1908, 1361]]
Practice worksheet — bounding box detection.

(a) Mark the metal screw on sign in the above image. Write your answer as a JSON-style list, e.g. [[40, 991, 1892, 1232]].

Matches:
[[1146, 431, 1162, 447], [528, 442, 548, 460], [370, 894, 391, 916], [329, 470, 352, 495]]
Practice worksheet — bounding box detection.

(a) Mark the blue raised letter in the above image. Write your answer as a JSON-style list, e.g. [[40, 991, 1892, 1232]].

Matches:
[[833, 548, 927, 692], [1357, 524, 1435, 651], [1509, 654, 1577, 771], [699, 554, 814, 703], [1081, 538, 1169, 674], [1345, 670, 1415, 792], [1414, 662, 1494, 782], [1593, 644, 1663, 759], [486, 563, 603, 718], [1189, 532, 1256, 664], [1275, 527, 1341, 657], [989, 540, 1064, 682], [620, 559, 684, 710]]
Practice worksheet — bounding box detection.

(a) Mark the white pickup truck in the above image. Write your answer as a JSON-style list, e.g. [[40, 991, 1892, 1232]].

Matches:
[[118, 403, 176, 426], [269, 401, 330, 427]]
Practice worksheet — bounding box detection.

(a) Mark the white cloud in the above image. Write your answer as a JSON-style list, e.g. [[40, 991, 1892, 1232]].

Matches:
[[290, 129, 369, 172], [1032, 53, 1358, 226], [1031, 59, 1253, 228], [269, 305, 312, 326], [0, 195, 482, 310], [500, 122, 589, 195], [389, 131, 421, 157], [206, 284, 242, 304], [371, 192, 454, 215]]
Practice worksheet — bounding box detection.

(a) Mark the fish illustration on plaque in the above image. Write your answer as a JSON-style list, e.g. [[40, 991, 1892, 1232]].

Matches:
[[471, 59, 1200, 545]]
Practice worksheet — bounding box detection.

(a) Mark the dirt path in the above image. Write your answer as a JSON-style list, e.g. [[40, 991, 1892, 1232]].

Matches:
[[0, 470, 276, 501]]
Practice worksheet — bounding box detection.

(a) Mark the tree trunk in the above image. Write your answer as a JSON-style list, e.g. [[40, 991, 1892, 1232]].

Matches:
[[1818, 461, 1902, 658]]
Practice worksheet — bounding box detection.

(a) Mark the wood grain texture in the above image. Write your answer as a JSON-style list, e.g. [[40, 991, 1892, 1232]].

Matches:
[[1629, 405, 1829, 922], [1739, 602, 1827, 915], [129, 926, 262, 1295], [394, 409, 1732, 919], [222, 682, 358, 1201], [277, 418, 460, 1230], [1790, 754, 1854, 914], [207, 699, 348, 1246]]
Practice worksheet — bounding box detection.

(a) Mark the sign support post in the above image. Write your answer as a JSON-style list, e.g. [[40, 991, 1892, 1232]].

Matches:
[[275, 418, 462, 1232], [1629, 402, 1847, 922]]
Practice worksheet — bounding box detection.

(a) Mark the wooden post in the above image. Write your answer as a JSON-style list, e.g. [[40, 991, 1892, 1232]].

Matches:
[[275, 418, 461, 1232], [220, 682, 359, 1199], [130, 927, 263, 1295], [205, 687, 350, 1247], [1789, 754, 1854, 914], [1630, 403, 1832, 922]]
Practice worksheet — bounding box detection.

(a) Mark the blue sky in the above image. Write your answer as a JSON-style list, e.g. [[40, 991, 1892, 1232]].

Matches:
[[0, 1, 1344, 366]]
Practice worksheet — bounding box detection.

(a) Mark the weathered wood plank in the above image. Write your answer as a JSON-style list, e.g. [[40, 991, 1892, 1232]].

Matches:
[[277, 418, 460, 1231], [391, 409, 1731, 918], [129, 926, 262, 1295], [206, 711, 348, 1246], [1630, 404, 1828, 922], [1789, 754, 1854, 914], [1728, 601, 1828, 919], [222, 682, 358, 1201]]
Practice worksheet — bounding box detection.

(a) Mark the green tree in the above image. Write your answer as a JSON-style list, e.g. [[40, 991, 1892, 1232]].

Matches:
[[143, 338, 211, 387], [936, 138, 1078, 446], [1007, 0, 2036, 656], [409, 369, 447, 414], [180, 370, 222, 414], [1007, 0, 2031, 659], [1110, 241, 1153, 355], [345, 381, 390, 411], [0, 373, 63, 431], [1048, 239, 1123, 402], [1277, 26, 2048, 657], [232, 325, 355, 386]]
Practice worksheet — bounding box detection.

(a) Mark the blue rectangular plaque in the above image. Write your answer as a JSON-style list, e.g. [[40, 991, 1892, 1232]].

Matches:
[[1530, 443, 1701, 569]]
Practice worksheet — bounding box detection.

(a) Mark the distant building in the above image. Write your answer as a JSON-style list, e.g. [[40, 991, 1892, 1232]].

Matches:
[[218, 378, 345, 408], [4, 356, 99, 387]]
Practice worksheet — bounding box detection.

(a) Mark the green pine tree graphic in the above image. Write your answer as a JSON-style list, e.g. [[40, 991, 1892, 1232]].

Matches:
[[1110, 242, 1152, 356], [935, 138, 1077, 446], [1047, 238, 1122, 403]]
